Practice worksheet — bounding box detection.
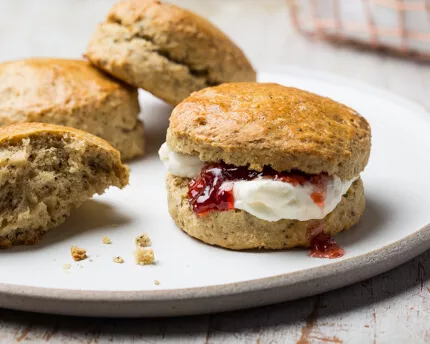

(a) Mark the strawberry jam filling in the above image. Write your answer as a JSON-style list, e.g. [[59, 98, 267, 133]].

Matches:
[[188, 162, 328, 216]]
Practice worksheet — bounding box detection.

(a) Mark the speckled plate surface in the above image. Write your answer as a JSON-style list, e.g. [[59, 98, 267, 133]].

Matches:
[[0, 67, 429, 317]]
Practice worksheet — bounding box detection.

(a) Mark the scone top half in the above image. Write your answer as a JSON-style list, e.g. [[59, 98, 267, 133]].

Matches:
[[167, 83, 371, 180]]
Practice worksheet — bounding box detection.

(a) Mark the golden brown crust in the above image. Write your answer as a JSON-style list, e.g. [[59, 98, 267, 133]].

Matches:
[[167, 174, 365, 250], [0, 122, 115, 153], [168, 83, 371, 179], [0, 58, 144, 160], [86, 0, 256, 105]]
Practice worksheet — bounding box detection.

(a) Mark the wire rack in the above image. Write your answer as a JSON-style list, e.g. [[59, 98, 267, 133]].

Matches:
[[288, 0, 430, 60]]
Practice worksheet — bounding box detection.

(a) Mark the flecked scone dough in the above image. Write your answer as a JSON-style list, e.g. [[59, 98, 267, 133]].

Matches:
[[0, 59, 144, 160], [86, 0, 256, 105], [168, 83, 371, 180], [0, 123, 129, 248], [167, 175, 365, 250], [166, 83, 371, 249]]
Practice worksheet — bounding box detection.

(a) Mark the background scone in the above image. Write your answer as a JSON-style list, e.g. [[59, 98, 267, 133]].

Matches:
[[86, 0, 256, 106], [0, 58, 144, 160], [160, 83, 371, 250], [0, 123, 129, 248]]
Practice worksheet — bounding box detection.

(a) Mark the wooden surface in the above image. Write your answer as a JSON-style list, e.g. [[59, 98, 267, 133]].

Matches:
[[1, 0, 430, 342]]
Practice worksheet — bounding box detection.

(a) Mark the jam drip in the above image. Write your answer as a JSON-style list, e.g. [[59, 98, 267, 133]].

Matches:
[[188, 162, 328, 216], [310, 233, 345, 258]]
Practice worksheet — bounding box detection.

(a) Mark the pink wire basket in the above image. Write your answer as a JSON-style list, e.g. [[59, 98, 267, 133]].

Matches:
[[288, 0, 430, 60]]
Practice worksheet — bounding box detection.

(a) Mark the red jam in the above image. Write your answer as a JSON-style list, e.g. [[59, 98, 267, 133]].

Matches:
[[309, 175, 327, 208], [310, 233, 345, 258], [188, 162, 328, 216]]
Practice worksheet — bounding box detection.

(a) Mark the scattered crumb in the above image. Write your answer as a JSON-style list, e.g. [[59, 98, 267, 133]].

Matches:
[[135, 233, 151, 247], [89, 259, 93, 263], [154, 280, 160, 286], [113, 256, 125, 264], [71, 246, 87, 261], [63, 264, 71, 270], [135, 247, 155, 265], [102, 236, 112, 244]]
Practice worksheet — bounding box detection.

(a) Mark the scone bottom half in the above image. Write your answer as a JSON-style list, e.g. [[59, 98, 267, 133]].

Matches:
[[160, 150, 365, 252], [160, 82, 371, 252], [0, 123, 129, 248]]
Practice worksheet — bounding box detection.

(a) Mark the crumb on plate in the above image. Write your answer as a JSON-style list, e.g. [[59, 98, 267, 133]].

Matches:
[[113, 256, 125, 264], [71, 246, 87, 261], [102, 236, 112, 244], [154, 280, 160, 286], [135, 247, 154, 265], [63, 264, 71, 270], [135, 233, 151, 247]]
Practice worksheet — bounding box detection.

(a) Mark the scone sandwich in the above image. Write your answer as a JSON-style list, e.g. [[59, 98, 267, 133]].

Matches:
[[86, 0, 256, 105], [0, 123, 129, 248], [0, 58, 144, 160], [159, 83, 371, 256]]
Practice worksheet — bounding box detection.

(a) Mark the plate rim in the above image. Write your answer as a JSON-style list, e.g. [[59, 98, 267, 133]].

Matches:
[[1, 222, 430, 301], [1, 66, 430, 313]]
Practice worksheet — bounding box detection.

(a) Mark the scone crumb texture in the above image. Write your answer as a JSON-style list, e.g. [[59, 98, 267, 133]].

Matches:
[[71, 246, 87, 261], [113, 256, 125, 264], [102, 236, 112, 244], [0, 237, 12, 248], [135, 233, 151, 247], [135, 248, 155, 265]]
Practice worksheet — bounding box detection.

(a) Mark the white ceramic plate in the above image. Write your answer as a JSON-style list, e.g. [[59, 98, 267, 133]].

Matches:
[[1, 67, 430, 317]]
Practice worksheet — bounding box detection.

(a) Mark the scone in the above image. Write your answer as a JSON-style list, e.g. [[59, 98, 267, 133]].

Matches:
[[0, 122, 129, 248], [86, 0, 256, 105], [0, 58, 144, 160], [159, 83, 371, 253]]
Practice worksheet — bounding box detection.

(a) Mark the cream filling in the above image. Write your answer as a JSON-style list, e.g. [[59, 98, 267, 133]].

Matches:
[[159, 143, 357, 222], [159, 142, 204, 178]]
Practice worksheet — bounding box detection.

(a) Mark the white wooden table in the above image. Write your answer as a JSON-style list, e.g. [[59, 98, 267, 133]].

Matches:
[[1, 1, 430, 342]]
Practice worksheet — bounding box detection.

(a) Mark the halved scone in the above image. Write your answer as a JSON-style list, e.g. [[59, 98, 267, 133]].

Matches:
[[0, 123, 129, 248]]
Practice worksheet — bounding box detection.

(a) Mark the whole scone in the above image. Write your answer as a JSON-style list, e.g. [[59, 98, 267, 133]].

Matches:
[[0, 122, 129, 248], [0, 58, 144, 160], [86, 0, 256, 105], [160, 83, 371, 251]]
